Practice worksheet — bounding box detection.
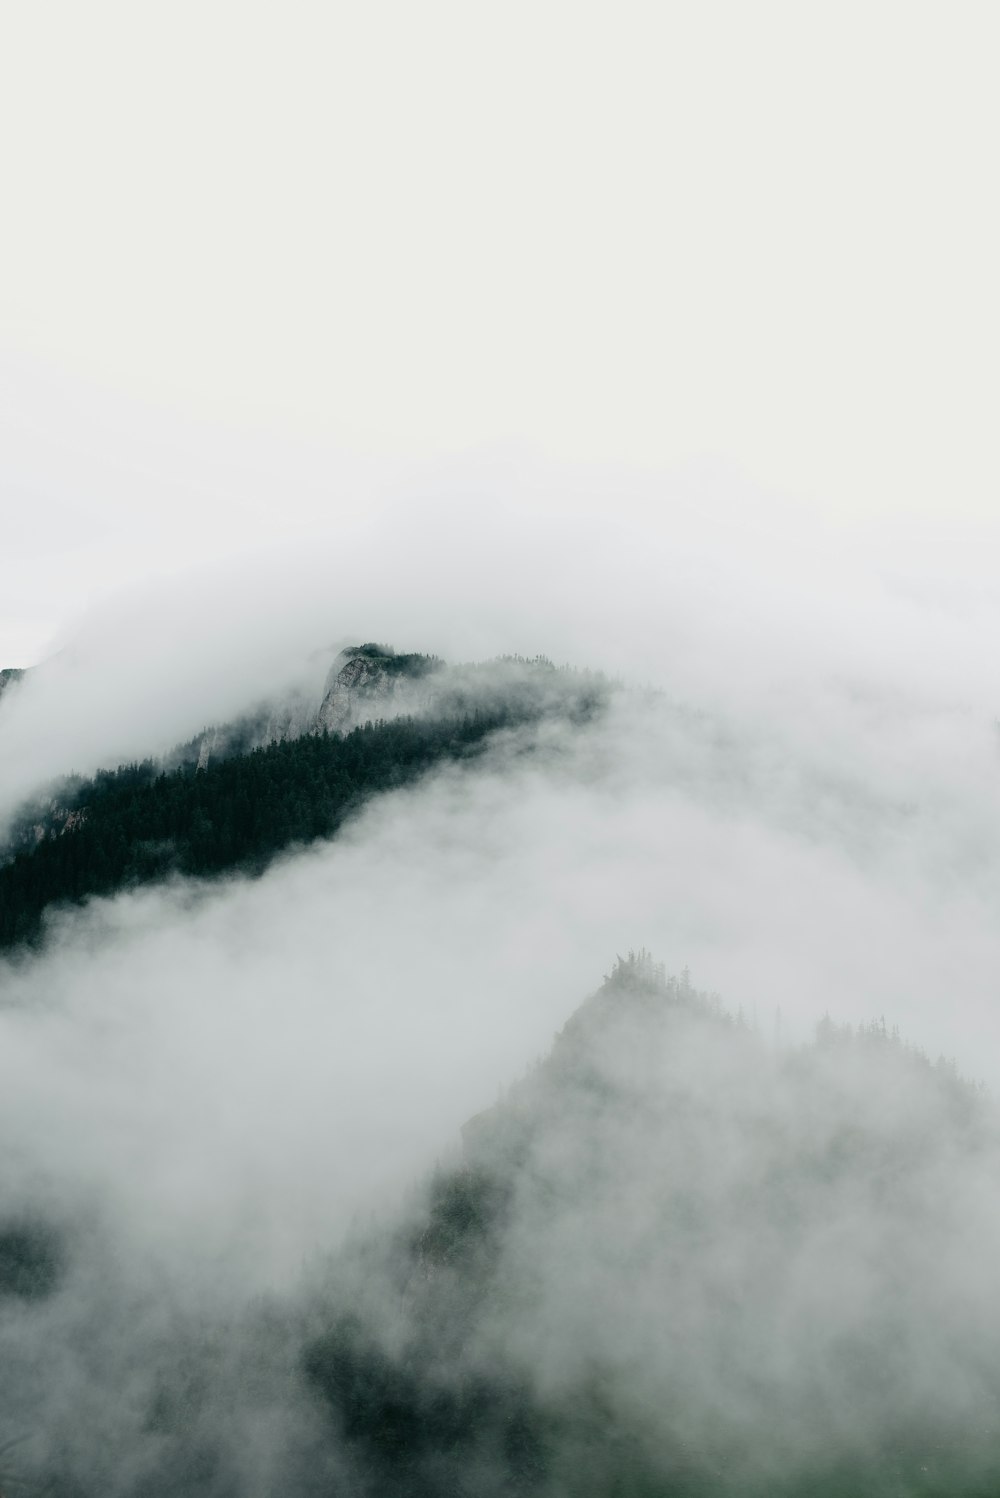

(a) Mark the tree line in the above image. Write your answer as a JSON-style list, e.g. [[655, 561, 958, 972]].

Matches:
[[0, 705, 523, 952]]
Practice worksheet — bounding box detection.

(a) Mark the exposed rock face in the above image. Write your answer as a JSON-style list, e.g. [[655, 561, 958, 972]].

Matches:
[[318, 652, 390, 733], [196, 729, 219, 772], [185, 648, 438, 767], [316, 646, 438, 734]]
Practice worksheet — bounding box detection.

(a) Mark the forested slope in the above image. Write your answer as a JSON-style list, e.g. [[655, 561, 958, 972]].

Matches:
[[301, 954, 997, 1498], [2, 954, 998, 1496], [0, 651, 609, 952]]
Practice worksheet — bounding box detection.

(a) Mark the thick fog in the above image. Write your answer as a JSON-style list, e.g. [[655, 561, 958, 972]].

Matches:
[[3, 467, 1000, 1490], [4, 0, 999, 1482]]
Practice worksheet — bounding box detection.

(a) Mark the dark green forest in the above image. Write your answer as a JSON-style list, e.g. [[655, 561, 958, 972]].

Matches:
[[0, 653, 607, 953], [0, 714, 494, 952]]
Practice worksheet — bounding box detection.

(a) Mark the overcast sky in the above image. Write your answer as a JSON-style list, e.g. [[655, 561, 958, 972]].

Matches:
[[2, 1, 999, 665]]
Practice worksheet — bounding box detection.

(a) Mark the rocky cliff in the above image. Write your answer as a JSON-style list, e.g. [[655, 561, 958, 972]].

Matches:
[[316, 644, 440, 734]]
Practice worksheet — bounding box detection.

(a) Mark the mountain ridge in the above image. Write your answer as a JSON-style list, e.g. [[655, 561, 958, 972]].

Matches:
[[0, 954, 995, 1495], [0, 646, 611, 953], [301, 952, 996, 1497]]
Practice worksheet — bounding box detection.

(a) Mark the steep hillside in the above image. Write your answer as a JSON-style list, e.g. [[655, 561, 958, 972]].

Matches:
[[302, 954, 998, 1497], [2, 955, 999, 1495], [0, 648, 610, 952]]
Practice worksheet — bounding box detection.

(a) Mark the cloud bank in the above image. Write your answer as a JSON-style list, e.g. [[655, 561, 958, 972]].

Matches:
[[2, 459, 1000, 1488]]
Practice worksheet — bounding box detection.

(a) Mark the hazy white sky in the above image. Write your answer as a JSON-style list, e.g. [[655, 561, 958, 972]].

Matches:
[[2, 1, 999, 664]]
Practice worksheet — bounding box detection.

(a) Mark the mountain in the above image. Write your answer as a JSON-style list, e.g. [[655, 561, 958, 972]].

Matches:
[[5, 642, 999, 1495], [173, 643, 442, 771], [5, 954, 998, 1496], [302, 953, 998, 1497], [315, 644, 442, 735], [0, 646, 611, 952]]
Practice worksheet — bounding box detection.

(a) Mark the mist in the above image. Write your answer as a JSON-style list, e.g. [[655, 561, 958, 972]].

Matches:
[[3, 461, 1000, 1490], [4, 0, 1000, 1481]]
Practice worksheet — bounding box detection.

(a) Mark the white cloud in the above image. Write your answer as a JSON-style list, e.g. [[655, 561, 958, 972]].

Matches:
[[1, 2, 998, 665]]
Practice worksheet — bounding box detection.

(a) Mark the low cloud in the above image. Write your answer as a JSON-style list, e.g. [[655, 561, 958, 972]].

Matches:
[[3, 457, 1000, 1487]]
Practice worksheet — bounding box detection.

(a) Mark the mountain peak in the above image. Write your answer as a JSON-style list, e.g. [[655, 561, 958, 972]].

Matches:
[[317, 645, 441, 733]]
